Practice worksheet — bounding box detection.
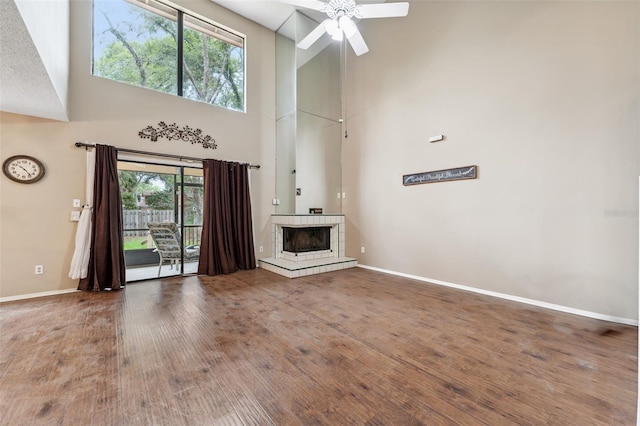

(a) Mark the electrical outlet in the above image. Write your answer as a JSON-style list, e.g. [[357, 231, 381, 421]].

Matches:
[[259, 245, 264, 253], [35, 265, 44, 275], [361, 246, 365, 254], [73, 199, 81, 208]]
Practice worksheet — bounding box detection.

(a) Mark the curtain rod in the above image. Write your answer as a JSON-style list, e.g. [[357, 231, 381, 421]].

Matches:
[[74, 142, 260, 169]]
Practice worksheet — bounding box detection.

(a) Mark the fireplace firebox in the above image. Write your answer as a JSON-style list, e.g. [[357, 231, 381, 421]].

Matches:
[[259, 215, 357, 278], [283, 226, 331, 254]]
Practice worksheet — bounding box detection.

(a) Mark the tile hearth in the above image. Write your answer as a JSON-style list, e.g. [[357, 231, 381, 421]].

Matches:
[[258, 214, 357, 278]]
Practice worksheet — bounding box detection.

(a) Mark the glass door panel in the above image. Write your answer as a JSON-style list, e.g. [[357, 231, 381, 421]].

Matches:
[[118, 161, 203, 281], [177, 168, 204, 273]]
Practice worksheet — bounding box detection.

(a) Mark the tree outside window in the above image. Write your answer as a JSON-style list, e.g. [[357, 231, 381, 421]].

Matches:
[[93, 0, 244, 112]]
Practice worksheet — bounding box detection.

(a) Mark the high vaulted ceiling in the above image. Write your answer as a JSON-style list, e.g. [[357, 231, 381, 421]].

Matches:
[[0, 0, 69, 122], [211, 1, 306, 31], [210, 0, 387, 32]]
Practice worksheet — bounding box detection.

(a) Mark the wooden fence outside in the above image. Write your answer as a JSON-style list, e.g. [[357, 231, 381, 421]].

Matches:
[[123, 210, 201, 247], [123, 210, 174, 237]]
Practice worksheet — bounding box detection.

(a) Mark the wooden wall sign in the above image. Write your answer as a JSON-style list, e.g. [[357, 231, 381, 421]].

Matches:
[[403, 165, 478, 186]]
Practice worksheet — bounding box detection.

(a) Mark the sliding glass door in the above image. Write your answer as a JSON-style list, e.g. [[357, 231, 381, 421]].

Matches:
[[118, 160, 203, 281]]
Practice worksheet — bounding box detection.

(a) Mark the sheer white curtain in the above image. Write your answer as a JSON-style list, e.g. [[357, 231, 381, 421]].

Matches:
[[69, 149, 96, 279]]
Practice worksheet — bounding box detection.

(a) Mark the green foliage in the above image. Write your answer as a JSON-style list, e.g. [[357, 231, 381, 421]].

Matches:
[[121, 192, 137, 210], [95, 36, 177, 94], [118, 170, 138, 194], [118, 170, 175, 210], [181, 184, 204, 226], [182, 30, 243, 110], [123, 236, 149, 250], [145, 189, 174, 210]]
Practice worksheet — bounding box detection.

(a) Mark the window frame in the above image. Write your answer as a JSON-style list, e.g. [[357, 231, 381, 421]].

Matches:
[[92, 0, 246, 112]]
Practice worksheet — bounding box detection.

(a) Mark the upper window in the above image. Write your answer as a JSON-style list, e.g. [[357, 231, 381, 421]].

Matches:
[[93, 0, 245, 112]]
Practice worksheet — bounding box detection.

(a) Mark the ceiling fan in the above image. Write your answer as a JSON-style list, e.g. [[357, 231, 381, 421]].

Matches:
[[280, 0, 409, 56]]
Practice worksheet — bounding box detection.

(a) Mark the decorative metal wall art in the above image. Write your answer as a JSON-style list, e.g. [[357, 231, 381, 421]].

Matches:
[[138, 122, 217, 150], [403, 165, 478, 186]]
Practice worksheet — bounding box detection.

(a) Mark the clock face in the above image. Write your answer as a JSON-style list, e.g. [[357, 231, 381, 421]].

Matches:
[[2, 155, 45, 184]]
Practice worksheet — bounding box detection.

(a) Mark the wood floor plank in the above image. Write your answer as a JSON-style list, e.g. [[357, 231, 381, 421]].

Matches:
[[0, 268, 636, 425]]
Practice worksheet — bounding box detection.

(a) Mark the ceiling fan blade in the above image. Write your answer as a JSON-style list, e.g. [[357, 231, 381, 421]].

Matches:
[[357, 2, 409, 19], [277, 0, 327, 12], [297, 19, 330, 50], [346, 26, 369, 56]]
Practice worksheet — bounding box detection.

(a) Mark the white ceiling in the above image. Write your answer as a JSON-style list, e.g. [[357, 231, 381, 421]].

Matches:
[[0, 0, 68, 121], [210, 0, 388, 32], [211, 1, 305, 31]]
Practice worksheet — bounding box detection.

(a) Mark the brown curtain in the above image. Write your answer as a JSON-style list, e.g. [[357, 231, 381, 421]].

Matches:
[[198, 159, 256, 275], [78, 144, 126, 291]]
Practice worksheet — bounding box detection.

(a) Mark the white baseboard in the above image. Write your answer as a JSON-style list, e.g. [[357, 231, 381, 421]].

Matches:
[[0, 288, 79, 303], [357, 264, 638, 326]]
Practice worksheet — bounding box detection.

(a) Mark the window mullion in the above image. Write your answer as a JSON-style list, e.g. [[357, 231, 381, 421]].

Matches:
[[177, 10, 184, 97]]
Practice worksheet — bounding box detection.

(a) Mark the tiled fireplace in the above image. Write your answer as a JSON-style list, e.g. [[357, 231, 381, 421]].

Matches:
[[258, 214, 357, 278]]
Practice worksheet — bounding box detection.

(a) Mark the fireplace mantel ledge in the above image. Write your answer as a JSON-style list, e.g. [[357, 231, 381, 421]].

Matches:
[[270, 214, 344, 227], [271, 214, 344, 216]]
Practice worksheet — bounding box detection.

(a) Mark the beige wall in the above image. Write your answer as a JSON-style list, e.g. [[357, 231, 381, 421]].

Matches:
[[296, 43, 342, 214], [0, 0, 276, 298], [342, 1, 639, 320]]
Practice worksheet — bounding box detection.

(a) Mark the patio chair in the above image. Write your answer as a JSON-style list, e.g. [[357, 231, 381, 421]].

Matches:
[[147, 222, 200, 277]]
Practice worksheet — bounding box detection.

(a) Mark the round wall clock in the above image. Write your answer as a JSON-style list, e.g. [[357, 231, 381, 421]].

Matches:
[[2, 155, 46, 184]]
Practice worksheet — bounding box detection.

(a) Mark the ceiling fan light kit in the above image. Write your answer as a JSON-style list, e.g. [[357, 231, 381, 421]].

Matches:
[[281, 0, 409, 56], [338, 16, 357, 38], [326, 19, 343, 40]]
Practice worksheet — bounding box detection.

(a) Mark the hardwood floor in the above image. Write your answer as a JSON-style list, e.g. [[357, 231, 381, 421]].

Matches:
[[0, 268, 636, 425]]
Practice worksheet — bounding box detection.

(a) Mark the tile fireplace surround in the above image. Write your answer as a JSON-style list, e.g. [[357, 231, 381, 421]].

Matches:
[[258, 214, 357, 278]]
